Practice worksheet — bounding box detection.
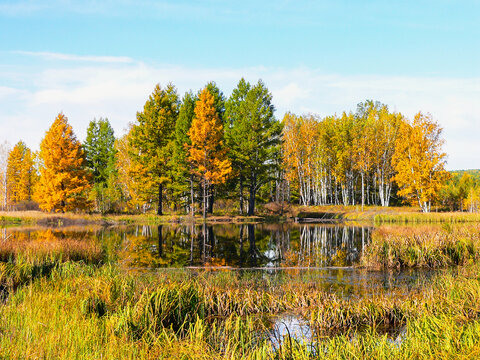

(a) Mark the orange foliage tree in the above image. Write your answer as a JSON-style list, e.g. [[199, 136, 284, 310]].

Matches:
[[188, 88, 231, 218], [34, 113, 91, 212], [6, 141, 37, 205]]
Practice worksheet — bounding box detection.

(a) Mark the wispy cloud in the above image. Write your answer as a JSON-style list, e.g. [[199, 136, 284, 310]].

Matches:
[[14, 51, 134, 64]]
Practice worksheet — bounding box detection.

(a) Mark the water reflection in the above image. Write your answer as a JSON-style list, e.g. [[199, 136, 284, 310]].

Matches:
[[120, 223, 371, 269], [0, 223, 371, 268]]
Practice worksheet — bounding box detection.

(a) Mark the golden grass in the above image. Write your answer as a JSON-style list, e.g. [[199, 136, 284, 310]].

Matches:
[[361, 224, 480, 268]]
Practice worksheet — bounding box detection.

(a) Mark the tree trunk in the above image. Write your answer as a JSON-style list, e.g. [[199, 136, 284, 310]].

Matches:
[[190, 174, 194, 216], [361, 172, 365, 210], [203, 180, 207, 219], [157, 183, 163, 215]]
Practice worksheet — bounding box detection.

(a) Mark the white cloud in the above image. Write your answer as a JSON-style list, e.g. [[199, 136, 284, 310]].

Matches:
[[0, 55, 479, 170], [13, 51, 134, 64]]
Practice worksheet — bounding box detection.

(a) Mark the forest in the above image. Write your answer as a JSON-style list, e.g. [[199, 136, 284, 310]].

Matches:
[[0, 78, 474, 216]]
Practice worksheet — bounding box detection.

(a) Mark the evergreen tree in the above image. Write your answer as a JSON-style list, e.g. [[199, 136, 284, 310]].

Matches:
[[130, 83, 179, 215], [225, 79, 282, 215], [173, 91, 197, 212], [34, 113, 91, 212], [84, 118, 116, 184], [84, 118, 118, 213]]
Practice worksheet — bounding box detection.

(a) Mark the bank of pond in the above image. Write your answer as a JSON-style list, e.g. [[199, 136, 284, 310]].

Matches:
[[1, 222, 480, 358]]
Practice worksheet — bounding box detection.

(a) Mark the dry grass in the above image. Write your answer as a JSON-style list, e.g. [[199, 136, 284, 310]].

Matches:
[[361, 225, 480, 268]]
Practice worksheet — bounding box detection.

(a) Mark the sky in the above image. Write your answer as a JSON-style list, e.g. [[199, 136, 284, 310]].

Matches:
[[0, 0, 479, 170]]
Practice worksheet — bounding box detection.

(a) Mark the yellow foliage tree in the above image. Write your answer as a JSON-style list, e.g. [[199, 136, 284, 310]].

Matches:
[[188, 88, 231, 218], [6, 141, 37, 205], [115, 125, 153, 212], [392, 112, 449, 212], [34, 113, 91, 212]]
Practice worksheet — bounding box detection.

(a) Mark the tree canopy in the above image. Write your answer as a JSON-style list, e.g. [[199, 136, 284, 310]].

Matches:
[[34, 113, 91, 212]]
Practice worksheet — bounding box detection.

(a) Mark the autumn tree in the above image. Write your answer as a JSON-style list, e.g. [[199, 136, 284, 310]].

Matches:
[[115, 125, 149, 212], [225, 79, 281, 215], [392, 112, 449, 212], [188, 88, 232, 218], [34, 113, 91, 212], [130, 83, 179, 215], [201, 82, 226, 213], [6, 141, 37, 206], [0, 141, 11, 210], [84, 118, 118, 213]]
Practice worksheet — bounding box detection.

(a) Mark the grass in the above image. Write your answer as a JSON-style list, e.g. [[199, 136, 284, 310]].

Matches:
[[1, 253, 480, 358], [3, 204, 480, 228], [361, 225, 480, 269], [2, 223, 480, 358]]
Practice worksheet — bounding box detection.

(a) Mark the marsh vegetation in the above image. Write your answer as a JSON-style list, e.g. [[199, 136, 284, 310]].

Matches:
[[0, 222, 480, 358]]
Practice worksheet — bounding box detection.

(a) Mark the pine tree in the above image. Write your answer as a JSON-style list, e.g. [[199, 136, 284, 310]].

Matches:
[[173, 91, 197, 213], [84, 118, 118, 213], [6, 141, 37, 205], [84, 118, 116, 184], [130, 83, 179, 215], [188, 88, 232, 218], [225, 79, 281, 215], [34, 113, 91, 212]]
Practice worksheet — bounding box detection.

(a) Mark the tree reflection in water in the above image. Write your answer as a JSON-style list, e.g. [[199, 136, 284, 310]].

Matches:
[[119, 223, 371, 269]]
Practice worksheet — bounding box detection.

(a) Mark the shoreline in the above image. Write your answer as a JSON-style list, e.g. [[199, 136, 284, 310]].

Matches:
[[1, 206, 480, 226]]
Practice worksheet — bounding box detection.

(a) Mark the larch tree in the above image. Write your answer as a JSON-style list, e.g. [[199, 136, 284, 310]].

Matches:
[[225, 79, 281, 215], [201, 82, 226, 213], [188, 87, 232, 218], [130, 83, 179, 215], [34, 113, 91, 212], [6, 141, 37, 205], [392, 112, 449, 212]]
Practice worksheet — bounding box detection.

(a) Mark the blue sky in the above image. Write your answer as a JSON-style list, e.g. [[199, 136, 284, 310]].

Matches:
[[1, 0, 479, 169]]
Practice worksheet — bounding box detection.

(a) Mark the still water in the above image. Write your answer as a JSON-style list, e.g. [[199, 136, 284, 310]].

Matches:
[[0, 223, 371, 268], [1, 222, 432, 342]]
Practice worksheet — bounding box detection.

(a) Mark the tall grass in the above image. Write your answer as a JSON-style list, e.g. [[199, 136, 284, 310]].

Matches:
[[1, 258, 480, 359], [361, 225, 480, 268], [374, 212, 480, 224], [2, 223, 480, 358]]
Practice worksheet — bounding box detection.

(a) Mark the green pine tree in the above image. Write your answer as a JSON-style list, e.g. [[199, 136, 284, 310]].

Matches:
[[225, 79, 282, 215], [130, 83, 179, 215]]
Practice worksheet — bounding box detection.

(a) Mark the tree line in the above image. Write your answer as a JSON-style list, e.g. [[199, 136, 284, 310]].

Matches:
[[0, 79, 453, 214]]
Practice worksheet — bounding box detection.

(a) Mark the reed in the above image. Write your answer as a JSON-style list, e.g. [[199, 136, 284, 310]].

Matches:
[[374, 212, 480, 224], [1, 255, 480, 358], [361, 225, 480, 268]]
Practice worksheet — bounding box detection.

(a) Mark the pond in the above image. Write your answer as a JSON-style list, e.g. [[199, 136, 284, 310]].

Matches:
[[0, 222, 433, 295], [1, 223, 371, 268], [0, 222, 437, 348]]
